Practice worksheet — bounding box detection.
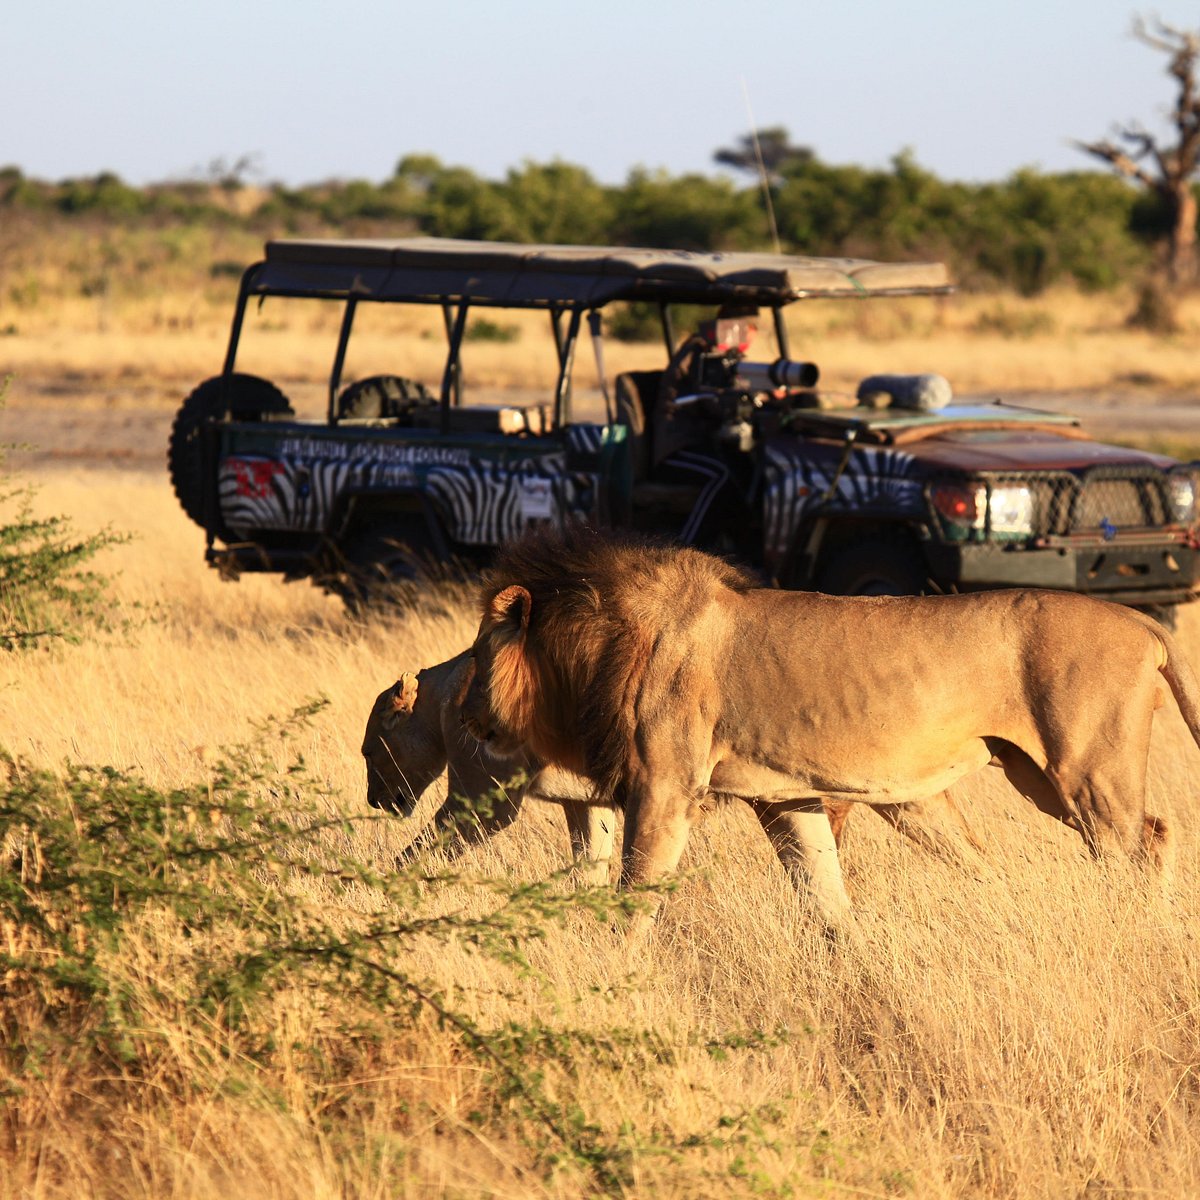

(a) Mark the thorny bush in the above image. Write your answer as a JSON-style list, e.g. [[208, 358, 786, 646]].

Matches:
[[0, 700, 795, 1193]]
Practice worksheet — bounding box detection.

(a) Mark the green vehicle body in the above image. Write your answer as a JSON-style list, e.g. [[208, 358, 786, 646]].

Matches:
[[168, 237, 1200, 619]]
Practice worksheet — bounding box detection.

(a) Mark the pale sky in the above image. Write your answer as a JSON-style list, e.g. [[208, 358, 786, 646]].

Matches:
[[9, 0, 1195, 187]]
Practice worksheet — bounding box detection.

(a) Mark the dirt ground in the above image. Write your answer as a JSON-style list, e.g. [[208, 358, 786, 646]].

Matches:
[[1, 375, 324, 473], [5, 372, 1200, 475]]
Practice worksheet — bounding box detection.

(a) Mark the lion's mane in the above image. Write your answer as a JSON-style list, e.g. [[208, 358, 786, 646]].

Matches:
[[480, 525, 756, 797]]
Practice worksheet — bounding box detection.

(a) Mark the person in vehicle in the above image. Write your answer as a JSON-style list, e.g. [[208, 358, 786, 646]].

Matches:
[[649, 305, 760, 547]]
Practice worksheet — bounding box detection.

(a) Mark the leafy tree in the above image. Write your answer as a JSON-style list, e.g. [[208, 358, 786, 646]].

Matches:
[[313, 178, 415, 225], [392, 152, 447, 192], [713, 126, 814, 182], [393, 156, 517, 240], [56, 172, 146, 218], [613, 167, 760, 251], [772, 152, 1145, 294], [774, 154, 960, 257], [0, 144, 1179, 298], [496, 160, 614, 244], [973, 169, 1145, 294]]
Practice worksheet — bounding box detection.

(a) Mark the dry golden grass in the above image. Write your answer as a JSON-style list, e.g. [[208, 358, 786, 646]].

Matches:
[[1, 470, 1199, 1197]]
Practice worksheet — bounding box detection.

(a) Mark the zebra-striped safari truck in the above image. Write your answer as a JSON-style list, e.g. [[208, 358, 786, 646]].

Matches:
[[170, 237, 1200, 622]]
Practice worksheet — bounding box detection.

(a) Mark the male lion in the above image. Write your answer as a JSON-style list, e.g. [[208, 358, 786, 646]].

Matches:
[[362, 651, 982, 882], [463, 527, 1196, 926]]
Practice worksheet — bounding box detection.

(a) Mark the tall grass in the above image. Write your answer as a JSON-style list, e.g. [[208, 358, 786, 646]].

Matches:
[[0, 470, 1197, 1197]]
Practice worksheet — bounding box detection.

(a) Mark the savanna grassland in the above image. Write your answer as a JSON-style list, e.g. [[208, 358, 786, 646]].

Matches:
[[4, 210, 1200, 1197], [2, 468, 1199, 1199]]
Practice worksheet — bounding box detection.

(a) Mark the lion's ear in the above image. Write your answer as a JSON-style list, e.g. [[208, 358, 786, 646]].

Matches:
[[381, 672, 419, 731], [393, 672, 419, 714], [489, 585, 532, 633]]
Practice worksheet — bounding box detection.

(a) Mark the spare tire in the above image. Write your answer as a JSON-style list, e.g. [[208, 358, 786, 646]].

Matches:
[[336, 374, 432, 421], [169, 373, 293, 531]]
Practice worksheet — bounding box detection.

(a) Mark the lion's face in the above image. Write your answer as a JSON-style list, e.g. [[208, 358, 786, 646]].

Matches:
[[361, 672, 448, 815], [461, 642, 525, 756], [463, 585, 537, 756]]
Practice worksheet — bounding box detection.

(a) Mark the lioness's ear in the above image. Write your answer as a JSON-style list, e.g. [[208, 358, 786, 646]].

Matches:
[[393, 672, 419, 714], [489, 585, 532, 633]]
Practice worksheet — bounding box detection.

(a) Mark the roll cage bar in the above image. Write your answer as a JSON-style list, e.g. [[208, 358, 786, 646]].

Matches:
[[219, 275, 800, 431], [217, 237, 952, 429]]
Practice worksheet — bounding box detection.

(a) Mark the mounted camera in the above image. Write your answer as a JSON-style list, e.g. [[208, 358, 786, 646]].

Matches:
[[736, 358, 820, 392]]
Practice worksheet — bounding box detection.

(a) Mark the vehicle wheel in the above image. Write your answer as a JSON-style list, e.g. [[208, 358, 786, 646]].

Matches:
[[336, 374, 432, 421], [1134, 603, 1179, 632], [813, 537, 929, 596], [169, 374, 293, 531], [329, 522, 441, 613]]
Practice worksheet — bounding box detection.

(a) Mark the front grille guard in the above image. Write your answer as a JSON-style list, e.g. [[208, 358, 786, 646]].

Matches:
[[924, 466, 1195, 544]]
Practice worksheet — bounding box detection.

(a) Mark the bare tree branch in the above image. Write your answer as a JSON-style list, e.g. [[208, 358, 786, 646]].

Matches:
[[1132, 15, 1179, 55], [1074, 138, 1159, 191], [1121, 125, 1171, 180], [1078, 14, 1200, 286]]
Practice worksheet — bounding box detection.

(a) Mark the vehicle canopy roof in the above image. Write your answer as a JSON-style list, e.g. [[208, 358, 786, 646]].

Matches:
[[249, 237, 953, 309]]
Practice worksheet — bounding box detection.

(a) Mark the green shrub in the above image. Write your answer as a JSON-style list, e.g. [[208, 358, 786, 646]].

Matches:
[[55, 172, 147, 218], [0, 379, 127, 649], [606, 301, 709, 345], [465, 316, 520, 343], [0, 699, 791, 1192], [606, 301, 663, 343]]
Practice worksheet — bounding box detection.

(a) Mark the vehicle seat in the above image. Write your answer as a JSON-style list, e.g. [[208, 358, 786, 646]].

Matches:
[[614, 371, 659, 482], [336, 374, 433, 422]]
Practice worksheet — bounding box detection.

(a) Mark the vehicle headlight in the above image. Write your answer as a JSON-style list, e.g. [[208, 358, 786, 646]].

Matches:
[[987, 484, 1034, 535], [931, 482, 1033, 538], [1168, 469, 1199, 525]]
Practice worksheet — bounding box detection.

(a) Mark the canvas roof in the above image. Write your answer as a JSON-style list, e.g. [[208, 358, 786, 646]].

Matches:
[[249, 237, 953, 308]]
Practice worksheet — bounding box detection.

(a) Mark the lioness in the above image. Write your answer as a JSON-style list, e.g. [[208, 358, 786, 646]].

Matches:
[[362, 651, 613, 883], [362, 651, 983, 881], [463, 527, 1196, 926]]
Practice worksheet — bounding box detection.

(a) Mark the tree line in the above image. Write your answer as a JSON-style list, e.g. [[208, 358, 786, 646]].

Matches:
[[12, 17, 1200, 302], [0, 151, 1172, 298]]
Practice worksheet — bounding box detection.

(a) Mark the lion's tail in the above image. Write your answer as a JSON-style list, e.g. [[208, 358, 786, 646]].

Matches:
[[1125, 607, 1200, 751]]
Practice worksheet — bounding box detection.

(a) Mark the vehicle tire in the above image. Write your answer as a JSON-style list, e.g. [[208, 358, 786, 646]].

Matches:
[[328, 521, 442, 614], [169, 374, 293, 531], [813, 537, 929, 597], [1134, 603, 1179, 633], [336, 374, 432, 421]]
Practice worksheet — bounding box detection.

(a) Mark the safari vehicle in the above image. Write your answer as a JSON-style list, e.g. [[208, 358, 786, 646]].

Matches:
[[169, 237, 1200, 621]]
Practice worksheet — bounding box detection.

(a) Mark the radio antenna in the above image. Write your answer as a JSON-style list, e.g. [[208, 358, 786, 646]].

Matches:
[[741, 77, 782, 254]]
